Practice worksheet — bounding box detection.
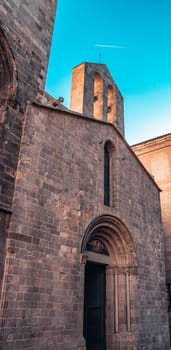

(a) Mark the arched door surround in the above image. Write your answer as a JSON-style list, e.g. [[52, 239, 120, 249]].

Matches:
[[81, 214, 137, 350]]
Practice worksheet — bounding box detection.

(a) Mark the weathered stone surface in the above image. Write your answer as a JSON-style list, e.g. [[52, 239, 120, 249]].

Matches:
[[0, 1, 170, 349], [0, 102, 169, 349], [0, 0, 57, 107], [0, 0, 57, 211], [0, 0, 57, 300]]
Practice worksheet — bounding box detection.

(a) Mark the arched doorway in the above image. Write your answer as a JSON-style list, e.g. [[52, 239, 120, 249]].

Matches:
[[84, 261, 106, 350], [81, 215, 137, 350]]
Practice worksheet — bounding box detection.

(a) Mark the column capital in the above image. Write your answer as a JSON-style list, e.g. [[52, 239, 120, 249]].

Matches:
[[80, 253, 88, 265]]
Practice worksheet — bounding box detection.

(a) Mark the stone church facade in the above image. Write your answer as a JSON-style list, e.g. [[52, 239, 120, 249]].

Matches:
[[0, 1, 170, 349]]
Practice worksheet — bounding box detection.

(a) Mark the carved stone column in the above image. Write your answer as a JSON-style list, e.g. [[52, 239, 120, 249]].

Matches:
[[114, 269, 119, 333], [112, 266, 132, 335], [125, 269, 131, 332], [75, 254, 88, 350]]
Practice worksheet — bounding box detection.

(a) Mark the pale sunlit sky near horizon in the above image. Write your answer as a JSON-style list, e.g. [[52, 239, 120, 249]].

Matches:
[[45, 0, 171, 145]]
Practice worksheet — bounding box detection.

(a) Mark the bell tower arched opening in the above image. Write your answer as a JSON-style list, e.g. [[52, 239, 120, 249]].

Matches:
[[93, 73, 103, 120], [107, 85, 116, 124]]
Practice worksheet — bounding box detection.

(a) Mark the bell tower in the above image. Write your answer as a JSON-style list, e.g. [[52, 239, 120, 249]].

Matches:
[[70, 62, 125, 136]]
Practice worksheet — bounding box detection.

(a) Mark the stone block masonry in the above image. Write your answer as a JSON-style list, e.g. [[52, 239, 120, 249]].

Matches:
[[0, 0, 57, 107], [0, 102, 169, 349], [0, 1, 170, 347], [0, 0, 57, 210], [0, 0, 57, 319]]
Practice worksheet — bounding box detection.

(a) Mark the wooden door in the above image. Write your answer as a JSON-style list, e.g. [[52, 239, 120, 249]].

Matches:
[[83, 262, 106, 350]]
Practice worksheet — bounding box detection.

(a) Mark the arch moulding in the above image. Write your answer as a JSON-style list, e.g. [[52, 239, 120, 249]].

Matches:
[[81, 214, 137, 268], [0, 26, 18, 108]]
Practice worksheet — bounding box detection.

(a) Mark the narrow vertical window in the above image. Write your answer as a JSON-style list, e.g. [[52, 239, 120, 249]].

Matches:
[[104, 142, 110, 206]]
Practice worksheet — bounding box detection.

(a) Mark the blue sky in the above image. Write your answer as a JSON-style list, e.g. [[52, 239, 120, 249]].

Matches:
[[45, 0, 171, 145]]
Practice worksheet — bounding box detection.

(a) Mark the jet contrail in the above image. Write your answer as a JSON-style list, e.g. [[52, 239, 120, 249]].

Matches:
[[95, 44, 127, 49]]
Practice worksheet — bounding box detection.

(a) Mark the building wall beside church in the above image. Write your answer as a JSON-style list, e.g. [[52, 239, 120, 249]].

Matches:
[[132, 133, 171, 342], [132, 134, 171, 280]]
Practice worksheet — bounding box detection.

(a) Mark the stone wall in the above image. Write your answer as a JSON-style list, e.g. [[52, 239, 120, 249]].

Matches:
[[0, 0, 57, 305], [0, 0, 57, 205], [0, 103, 169, 349], [0, 0, 57, 107]]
